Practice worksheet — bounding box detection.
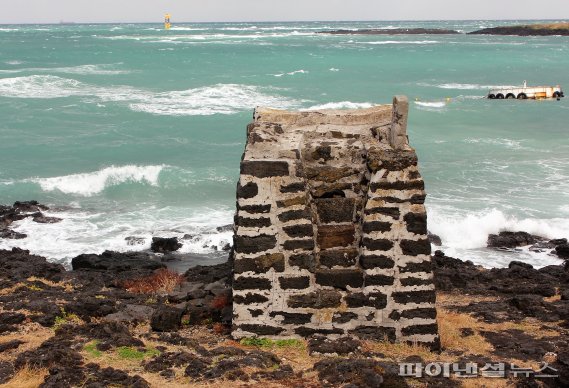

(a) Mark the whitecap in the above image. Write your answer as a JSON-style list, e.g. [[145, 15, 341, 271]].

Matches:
[[32, 165, 167, 196], [360, 40, 439, 45], [415, 101, 446, 108], [129, 84, 301, 116], [304, 101, 374, 110]]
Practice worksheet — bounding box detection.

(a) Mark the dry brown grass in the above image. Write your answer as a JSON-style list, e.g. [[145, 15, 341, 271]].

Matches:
[[123, 269, 184, 294], [363, 340, 442, 362], [26, 277, 74, 292], [0, 365, 48, 388], [458, 378, 511, 388], [0, 323, 53, 362], [438, 309, 494, 355]]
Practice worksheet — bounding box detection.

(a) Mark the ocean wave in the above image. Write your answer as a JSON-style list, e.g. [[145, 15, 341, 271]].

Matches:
[[0, 206, 234, 262], [129, 84, 301, 116], [33, 165, 167, 196], [1, 64, 130, 76], [360, 40, 439, 45], [0, 76, 300, 115], [0, 75, 85, 98], [304, 101, 374, 110], [428, 207, 569, 259], [415, 101, 446, 108], [272, 69, 308, 77], [464, 137, 525, 150]]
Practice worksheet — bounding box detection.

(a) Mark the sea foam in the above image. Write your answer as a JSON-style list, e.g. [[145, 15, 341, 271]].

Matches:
[[33, 165, 167, 196], [304, 101, 374, 110]]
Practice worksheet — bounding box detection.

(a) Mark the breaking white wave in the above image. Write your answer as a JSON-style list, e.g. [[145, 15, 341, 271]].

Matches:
[[304, 101, 374, 110], [0, 64, 130, 75], [0, 206, 234, 263], [33, 165, 167, 196], [415, 101, 446, 108], [129, 84, 301, 116], [0, 76, 300, 115], [428, 207, 567, 268], [329, 68, 340, 72], [272, 69, 308, 77]]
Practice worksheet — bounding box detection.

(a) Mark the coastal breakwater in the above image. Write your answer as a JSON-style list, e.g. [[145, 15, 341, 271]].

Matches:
[[231, 97, 440, 348]]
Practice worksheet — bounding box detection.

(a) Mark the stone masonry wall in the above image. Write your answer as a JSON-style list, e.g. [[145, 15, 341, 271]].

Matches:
[[231, 96, 439, 349]]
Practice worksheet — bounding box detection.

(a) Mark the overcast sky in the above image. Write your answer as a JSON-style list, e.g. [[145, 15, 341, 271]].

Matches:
[[1, 0, 568, 24]]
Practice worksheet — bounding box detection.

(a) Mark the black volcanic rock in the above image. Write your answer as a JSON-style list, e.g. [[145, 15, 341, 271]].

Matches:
[[71, 250, 165, 272], [319, 28, 460, 35], [487, 231, 543, 248], [151, 237, 182, 253]]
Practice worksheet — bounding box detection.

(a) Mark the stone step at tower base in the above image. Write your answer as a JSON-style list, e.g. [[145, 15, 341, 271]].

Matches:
[[232, 96, 439, 349]]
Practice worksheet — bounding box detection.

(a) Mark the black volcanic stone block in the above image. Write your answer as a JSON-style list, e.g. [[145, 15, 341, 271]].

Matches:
[[315, 198, 355, 223], [295, 327, 344, 337], [283, 239, 315, 251], [370, 180, 425, 191], [364, 274, 395, 286], [362, 221, 392, 234], [283, 224, 314, 238], [392, 290, 436, 304], [400, 239, 431, 256], [398, 261, 433, 273], [345, 292, 387, 309], [288, 290, 342, 308], [364, 207, 401, 219], [400, 277, 433, 287], [238, 324, 284, 335], [233, 293, 269, 304], [237, 203, 271, 214], [237, 181, 258, 199], [332, 312, 358, 324], [401, 323, 439, 336], [269, 311, 312, 324], [315, 269, 363, 290], [361, 238, 394, 252], [404, 212, 427, 235], [359, 255, 395, 269], [319, 248, 358, 268], [389, 308, 437, 321], [234, 234, 277, 254], [249, 309, 263, 317], [233, 277, 272, 290], [280, 182, 306, 193], [236, 216, 271, 228], [240, 160, 289, 178], [377, 194, 426, 204], [278, 209, 312, 222], [279, 276, 310, 289], [350, 326, 396, 341], [234, 253, 285, 274], [289, 253, 316, 271]]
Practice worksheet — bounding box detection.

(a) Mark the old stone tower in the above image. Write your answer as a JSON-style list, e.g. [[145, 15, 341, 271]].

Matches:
[[231, 96, 439, 349]]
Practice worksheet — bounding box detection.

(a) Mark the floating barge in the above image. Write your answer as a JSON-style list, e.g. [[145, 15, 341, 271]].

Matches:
[[488, 82, 564, 100]]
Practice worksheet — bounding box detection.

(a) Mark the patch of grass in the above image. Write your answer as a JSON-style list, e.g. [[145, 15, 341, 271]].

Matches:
[[26, 284, 42, 291], [240, 337, 305, 349], [84, 340, 102, 357], [116, 346, 160, 360], [52, 307, 82, 330]]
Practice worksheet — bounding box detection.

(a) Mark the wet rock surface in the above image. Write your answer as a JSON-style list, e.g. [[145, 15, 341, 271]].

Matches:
[[0, 201, 61, 241]]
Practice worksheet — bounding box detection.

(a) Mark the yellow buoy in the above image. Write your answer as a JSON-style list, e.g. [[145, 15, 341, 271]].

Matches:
[[164, 14, 171, 30]]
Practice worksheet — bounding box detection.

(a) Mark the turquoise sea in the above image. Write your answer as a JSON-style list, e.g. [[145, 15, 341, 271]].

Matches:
[[1, 20, 568, 267]]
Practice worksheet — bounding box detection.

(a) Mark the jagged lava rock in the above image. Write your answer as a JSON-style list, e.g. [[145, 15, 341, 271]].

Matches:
[[151, 237, 182, 253]]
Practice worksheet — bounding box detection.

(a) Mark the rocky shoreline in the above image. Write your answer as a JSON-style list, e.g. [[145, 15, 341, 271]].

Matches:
[[1, 201, 569, 386], [469, 23, 569, 36]]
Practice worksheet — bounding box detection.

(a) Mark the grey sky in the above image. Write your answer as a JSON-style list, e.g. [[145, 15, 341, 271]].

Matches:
[[1, 0, 568, 24]]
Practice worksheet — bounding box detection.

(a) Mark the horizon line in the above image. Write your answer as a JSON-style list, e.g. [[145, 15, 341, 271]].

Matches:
[[1, 18, 568, 26]]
